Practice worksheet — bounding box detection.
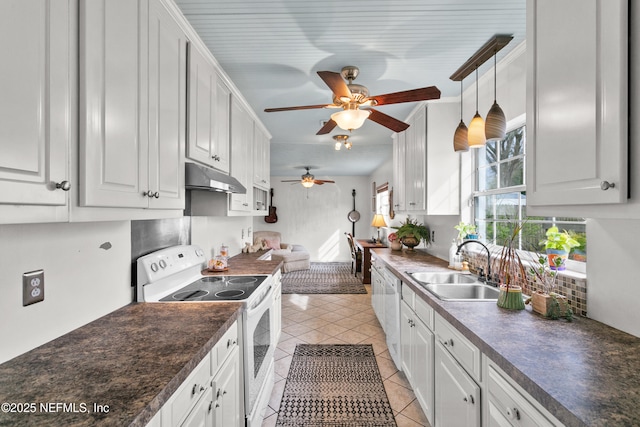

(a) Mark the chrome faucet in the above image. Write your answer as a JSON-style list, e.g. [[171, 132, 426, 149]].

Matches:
[[456, 240, 492, 284]]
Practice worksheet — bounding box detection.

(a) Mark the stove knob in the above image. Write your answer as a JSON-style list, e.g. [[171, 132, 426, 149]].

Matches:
[[195, 249, 204, 257], [159, 259, 167, 269], [150, 263, 159, 272]]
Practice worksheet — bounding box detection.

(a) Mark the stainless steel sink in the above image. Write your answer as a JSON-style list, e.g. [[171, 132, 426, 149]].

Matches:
[[422, 283, 500, 301], [409, 271, 478, 284]]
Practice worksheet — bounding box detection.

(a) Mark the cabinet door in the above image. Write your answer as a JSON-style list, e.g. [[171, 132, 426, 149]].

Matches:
[[392, 132, 406, 212], [526, 0, 628, 208], [180, 387, 213, 427], [409, 107, 426, 211], [426, 102, 460, 215], [435, 343, 481, 427], [400, 301, 413, 384], [0, 0, 70, 211], [148, 0, 186, 209], [253, 125, 270, 190], [413, 317, 435, 426], [80, 0, 148, 208], [187, 45, 230, 173], [213, 347, 241, 427], [229, 99, 253, 212]]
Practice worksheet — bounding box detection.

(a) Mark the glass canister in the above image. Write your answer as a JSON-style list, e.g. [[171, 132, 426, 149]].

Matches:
[[219, 244, 229, 258]]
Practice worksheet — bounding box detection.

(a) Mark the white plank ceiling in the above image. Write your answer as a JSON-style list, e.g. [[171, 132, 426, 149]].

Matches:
[[174, 0, 526, 177]]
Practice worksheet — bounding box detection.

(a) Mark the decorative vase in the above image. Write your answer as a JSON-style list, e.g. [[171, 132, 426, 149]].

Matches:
[[390, 241, 403, 251], [465, 234, 479, 240], [497, 285, 525, 310], [401, 236, 420, 251], [546, 249, 568, 270]]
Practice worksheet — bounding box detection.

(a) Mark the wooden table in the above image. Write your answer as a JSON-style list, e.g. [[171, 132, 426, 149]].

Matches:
[[355, 239, 387, 284]]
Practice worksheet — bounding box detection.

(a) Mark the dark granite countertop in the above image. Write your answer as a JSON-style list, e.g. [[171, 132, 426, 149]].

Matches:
[[0, 303, 242, 427], [202, 250, 283, 276], [373, 248, 640, 427]]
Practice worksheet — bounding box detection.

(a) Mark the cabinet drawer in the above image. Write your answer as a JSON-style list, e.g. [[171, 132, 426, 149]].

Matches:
[[164, 354, 211, 427], [435, 313, 481, 381], [211, 321, 238, 375], [414, 295, 434, 331], [401, 283, 415, 308], [487, 364, 557, 427]]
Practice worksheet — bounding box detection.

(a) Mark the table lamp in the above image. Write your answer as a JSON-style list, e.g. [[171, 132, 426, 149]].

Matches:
[[371, 214, 387, 243]]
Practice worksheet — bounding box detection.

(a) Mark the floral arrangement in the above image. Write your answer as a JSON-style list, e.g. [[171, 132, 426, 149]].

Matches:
[[388, 232, 398, 242]]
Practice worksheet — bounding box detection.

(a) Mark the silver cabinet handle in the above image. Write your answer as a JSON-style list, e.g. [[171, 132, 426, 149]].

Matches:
[[600, 181, 615, 190], [143, 191, 153, 198], [55, 181, 71, 191], [507, 407, 520, 420], [463, 395, 475, 404], [443, 338, 454, 347], [191, 384, 198, 396]]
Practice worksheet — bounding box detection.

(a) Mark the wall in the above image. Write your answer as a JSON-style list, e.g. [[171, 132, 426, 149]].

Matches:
[[0, 221, 132, 364], [191, 215, 254, 260], [252, 176, 374, 262]]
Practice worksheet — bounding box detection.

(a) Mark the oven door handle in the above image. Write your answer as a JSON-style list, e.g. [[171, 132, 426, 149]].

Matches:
[[248, 285, 273, 313]]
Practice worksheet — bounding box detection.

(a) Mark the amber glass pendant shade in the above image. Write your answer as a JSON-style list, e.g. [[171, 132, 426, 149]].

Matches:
[[454, 120, 469, 152]]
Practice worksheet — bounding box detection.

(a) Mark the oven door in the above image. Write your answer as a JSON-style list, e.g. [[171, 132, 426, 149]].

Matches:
[[244, 281, 275, 421]]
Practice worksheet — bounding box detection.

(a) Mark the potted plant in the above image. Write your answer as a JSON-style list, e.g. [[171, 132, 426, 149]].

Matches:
[[454, 222, 478, 241], [528, 254, 573, 321], [387, 232, 402, 251], [494, 222, 526, 310], [393, 218, 430, 251], [568, 230, 587, 262], [539, 226, 580, 270]]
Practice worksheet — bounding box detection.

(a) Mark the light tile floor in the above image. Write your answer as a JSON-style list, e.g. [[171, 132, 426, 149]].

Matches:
[[261, 285, 431, 427]]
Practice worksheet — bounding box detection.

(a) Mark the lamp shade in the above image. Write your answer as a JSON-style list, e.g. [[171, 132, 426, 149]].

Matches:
[[485, 101, 506, 141], [468, 112, 486, 148], [453, 120, 469, 152], [371, 214, 387, 228], [331, 109, 370, 131]]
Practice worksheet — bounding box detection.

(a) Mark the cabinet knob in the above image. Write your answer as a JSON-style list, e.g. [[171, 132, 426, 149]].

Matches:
[[463, 395, 475, 404], [55, 181, 71, 191], [212, 155, 220, 161], [154, 192, 160, 198], [506, 407, 520, 420], [600, 181, 615, 191], [443, 338, 454, 347], [143, 191, 154, 198]]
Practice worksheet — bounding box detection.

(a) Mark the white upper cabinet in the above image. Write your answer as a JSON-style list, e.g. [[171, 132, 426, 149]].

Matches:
[[80, 0, 149, 208], [394, 102, 460, 215], [187, 43, 231, 173], [147, 0, 187, 209], [526, 0, 628, 212], [0, 0, 71, 224], [80, 0, 186, 211], [229, 98, 253, 212], [253, 124, 270, 190]]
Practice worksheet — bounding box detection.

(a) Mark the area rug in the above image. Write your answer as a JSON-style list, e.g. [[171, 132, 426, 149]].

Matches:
[[276, 344, 396, 427], [281, 262, 366, 294]]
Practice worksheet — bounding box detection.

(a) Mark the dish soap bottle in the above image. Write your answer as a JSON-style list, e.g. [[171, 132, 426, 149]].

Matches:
[[448, 239, 458, 269]]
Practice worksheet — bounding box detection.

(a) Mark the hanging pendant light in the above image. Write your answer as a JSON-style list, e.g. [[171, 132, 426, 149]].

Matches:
[[485, 52, 506, 141], [468, 67, 486, 148], [453, 80, 468, 152]]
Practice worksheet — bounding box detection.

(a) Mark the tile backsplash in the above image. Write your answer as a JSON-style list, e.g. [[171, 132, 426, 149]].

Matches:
[[463, 252, 588, 317]]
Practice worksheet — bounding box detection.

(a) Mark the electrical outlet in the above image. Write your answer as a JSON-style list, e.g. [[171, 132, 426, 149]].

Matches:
[[431, 230, 436, 243], [23, 269, 45, 306]]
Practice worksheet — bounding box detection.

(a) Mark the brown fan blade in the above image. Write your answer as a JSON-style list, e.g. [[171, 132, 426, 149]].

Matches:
[[265, 104, 332, 113], [317, 71, 351, 99], [367, 109, 410, 132], [281, 180, 301, 182], [370, 86, 441, 106], [314, 180, 335, 185], [316, 119, 337, 135]]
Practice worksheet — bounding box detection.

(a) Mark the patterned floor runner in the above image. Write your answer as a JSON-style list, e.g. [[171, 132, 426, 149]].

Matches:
[[281, 262, 366, 294], [276, 344, 397, 427]]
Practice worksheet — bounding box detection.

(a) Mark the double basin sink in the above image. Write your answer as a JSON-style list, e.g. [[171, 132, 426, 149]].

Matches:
[[409, 271, 499, 301]]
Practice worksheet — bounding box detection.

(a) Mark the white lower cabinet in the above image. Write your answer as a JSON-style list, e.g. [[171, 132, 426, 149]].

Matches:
[[486, 359, 561, 427], [157, 321, 241, 427], [400, 285, 434, 426], [272, 270, 282, 344], [371, 263, 386, 328], [435, 341, 481, 427]]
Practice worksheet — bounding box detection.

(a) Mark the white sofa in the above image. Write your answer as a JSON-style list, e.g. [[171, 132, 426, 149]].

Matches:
[[253, 231, 310, 273]]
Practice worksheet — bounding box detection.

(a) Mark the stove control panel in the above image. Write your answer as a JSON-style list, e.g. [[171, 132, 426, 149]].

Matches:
[[137, 245, 206, 285]]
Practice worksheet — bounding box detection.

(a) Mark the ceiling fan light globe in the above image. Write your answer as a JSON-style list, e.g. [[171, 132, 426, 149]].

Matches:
[[334, 142, 342, 150], [301, 179, 314, 188], [468, 112, 487, 148], [485, 101, 507, 141], [345, 141, 353, 150], [331, 109, 370, 131]]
